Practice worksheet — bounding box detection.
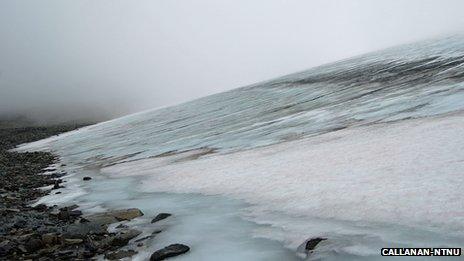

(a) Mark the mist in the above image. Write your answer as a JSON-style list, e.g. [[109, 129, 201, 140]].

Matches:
[[1, 0, 464, 124]]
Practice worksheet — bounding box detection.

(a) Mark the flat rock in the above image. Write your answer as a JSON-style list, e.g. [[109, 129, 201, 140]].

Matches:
[[86, 208, 143, 224], [150, 244, 190, 261], [110, 208, 144, 221], [64, 222, 108, 238]]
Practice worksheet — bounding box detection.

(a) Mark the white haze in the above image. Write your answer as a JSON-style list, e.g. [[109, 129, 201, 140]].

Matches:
[[1, 0, 464, 122]]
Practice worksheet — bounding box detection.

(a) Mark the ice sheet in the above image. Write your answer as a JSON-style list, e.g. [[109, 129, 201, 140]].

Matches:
[[101, 113, 464, 259]]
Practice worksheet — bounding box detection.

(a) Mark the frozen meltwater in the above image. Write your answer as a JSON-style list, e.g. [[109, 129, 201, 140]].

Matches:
[[18, 35, 464, 260]]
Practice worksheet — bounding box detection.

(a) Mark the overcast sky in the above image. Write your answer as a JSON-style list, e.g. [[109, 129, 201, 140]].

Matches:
[[1, 0, 464, 123]]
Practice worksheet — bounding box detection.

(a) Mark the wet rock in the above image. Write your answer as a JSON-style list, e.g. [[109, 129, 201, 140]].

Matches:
[[108, 229, 142, 247], [64, 222, 108, 238], [150, 244, 190, 261], [82, 176, 92, 181], [305, 237, 327, 251], [115, 223, 128, 229], [111, 208, 144, 221], [57, 210, 70, 220], [87, 208, 143, 224], [86, 214, 119, 225], [33, 204, 48, 211], [105, 249, 137, 260], [69, 210, 83, 217], [57, 207, 82, 221], [151, 213, 171, 223], [134, 235, 153, 242], [59, 204, 78, 211]]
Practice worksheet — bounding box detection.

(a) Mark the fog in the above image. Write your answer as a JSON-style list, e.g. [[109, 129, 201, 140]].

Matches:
[[1, 0, 464, 124]]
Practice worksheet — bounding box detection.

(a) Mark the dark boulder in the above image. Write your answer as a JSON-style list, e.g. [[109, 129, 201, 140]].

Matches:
[[151, 213, 172, 223], [59, 204, 79, 211], [305, 237, 327, 251], [83, 177, 92, 181], [33, 204, 48, 212], [53, 180, 63, 189], [150, 244, 190, 261], [25, 238, 43, 252]]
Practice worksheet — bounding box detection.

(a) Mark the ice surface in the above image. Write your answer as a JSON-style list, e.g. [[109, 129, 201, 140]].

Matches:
[[18, 36, 464, 163], [37, 167, 300, 260], [101, 113, 464, 259], [17, 35, 464, 259]]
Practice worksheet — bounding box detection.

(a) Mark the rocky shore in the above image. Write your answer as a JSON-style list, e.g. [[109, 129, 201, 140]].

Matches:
[[0, 122, 190, 260]]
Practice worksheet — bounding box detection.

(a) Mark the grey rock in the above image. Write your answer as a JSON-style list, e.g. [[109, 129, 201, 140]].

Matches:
[[305, 237, 327, 251], [152, 230, 162, 235], [64, 222, 108, 238], [33, 204, 48, 211], [150, 244, 190, 261], [109, 229, 142, 247], [86, 208, 143, 224], [151, 213, 171, 223]]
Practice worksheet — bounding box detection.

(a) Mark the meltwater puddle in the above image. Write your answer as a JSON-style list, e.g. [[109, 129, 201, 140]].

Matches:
[[36, 166, 300, 261]]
